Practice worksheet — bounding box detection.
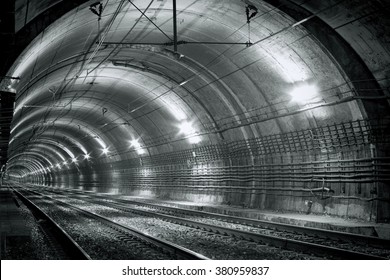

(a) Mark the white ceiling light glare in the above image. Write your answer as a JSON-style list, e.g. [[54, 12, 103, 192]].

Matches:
[[102, 147, 109, 155], [289, 83, 319, 104], [178, 121, 201, 144], [178, 121, 195, 135], [129, 139, 141, 149], [188, 135, 201, 144], [84, 153, 91, 160], [179, 80, 188, 86], [167, 103, 187, 121], [129, 139, 145, 155], [273, 51, 308, 83]]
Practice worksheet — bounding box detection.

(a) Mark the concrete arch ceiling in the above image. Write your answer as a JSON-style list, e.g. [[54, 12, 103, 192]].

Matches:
[[8, 156, 45, 175], [5, 0, 389, 174], [9, 151, 56, 169], [10, 116, 114, 159]]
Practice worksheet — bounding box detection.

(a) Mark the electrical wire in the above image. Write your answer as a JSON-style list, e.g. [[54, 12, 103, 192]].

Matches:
[[21, 0, 125, 146], [9, 0, 387, 161], [87, 0, 156, 75], [31, 0, 159, 149], [129, 0, 350, 115], [127, 0, 172, 41], [14, 0, 356, 125]]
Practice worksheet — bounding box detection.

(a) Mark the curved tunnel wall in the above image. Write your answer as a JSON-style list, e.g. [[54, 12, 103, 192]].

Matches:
[[2, 0, 390, 222]]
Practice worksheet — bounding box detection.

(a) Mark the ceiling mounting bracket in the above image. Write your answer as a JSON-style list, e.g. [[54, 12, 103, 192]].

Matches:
[[89, 2, 103, 21], [245, 4, 258, 47]]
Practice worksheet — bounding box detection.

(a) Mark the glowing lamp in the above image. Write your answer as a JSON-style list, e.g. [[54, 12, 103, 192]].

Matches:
[[289, 84, 318, 103], [178, 121, 195, 135], [130, 139, 145, 155], [130, 139, 141, 149], [189, 136, 201, 144], [178, 121, 201, 144]]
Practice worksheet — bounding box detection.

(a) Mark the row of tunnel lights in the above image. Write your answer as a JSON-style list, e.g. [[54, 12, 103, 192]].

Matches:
[[44, 82, 317, 173], [23, 143, 138, 176], [16, 83, 319, 177], [19, 121, 202, 176]]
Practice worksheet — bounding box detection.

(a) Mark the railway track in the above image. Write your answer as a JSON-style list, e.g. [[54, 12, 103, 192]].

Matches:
[[26, 186, 390, 260], [11, 188, 91, 260], [91, 193, 390, 248], [12, 187, 207, 260]]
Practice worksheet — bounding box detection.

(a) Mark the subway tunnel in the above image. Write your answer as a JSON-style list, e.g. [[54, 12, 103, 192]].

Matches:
[[1, 0, 390, 260]]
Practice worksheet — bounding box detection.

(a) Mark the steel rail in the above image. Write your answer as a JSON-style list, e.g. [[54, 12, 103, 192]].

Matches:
[[21, 186, 390, 260], [49, 189, 387, 260], [20, 187, 208, 260], [53, 188, 390, 249], [11, 188, 91, 260], [107, 197, 390, 249], [92, 199, 388, 259]]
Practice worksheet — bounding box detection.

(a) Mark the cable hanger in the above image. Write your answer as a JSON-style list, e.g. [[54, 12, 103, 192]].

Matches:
[[245, 4, 258, 47]]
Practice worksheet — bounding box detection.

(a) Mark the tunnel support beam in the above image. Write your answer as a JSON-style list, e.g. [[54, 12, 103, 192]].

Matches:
[[173, 0, 178, 52]]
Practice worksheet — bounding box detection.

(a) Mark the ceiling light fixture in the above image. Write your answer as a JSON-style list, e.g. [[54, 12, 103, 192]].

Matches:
[[102, 147, 109, 155], [289, 83, 318, 104], [188, 135, 201, 144], [130, 139, 141, 149], [130, 139, 145, 155], [178, 121, 202, 144], [178, 121, 195, 135]]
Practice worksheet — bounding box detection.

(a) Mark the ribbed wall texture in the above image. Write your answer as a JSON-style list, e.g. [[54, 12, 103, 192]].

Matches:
[[26, 118, 390, 222]]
